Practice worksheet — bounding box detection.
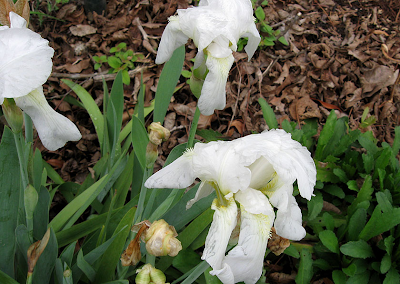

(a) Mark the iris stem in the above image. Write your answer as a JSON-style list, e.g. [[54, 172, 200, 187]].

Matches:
[[187, 107, 200, 149], [24, 113, 33, 144]]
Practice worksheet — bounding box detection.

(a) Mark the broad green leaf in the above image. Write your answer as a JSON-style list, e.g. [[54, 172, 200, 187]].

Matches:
[[346, 271, 370, 284], [50, 174, 115, 233], [196, 129, 227, 142], [154, 45, 185, 123], [333, 168, 348, 183], [384, 236, 395, 256], [204, 267, 222, 284], [347, 176, 373, 216], [0, 270, 19, 284], [383, 266, 400, 284], [376, 191, 393, 213], [392, 126, 400, 155], [258, 97, 278, 129], [322, 212, 335, 231], [33, 186, 51, 240], [347, 208, 366, 241], [62, 79, 104, 149], [255, 6, 265, 21], [32, 228, 58, 284], [362, 153, 374, 174], [173, 248, 202, 273], [283, 244, 300, 259], [319, 230, 339, 253], [107, 56, 122, 68], [359, 206, 400, 241], [380, 253, 392, 274], [295, 249, 313, 284], [358, 132, 378, 156], [131, 115, 149, 170], [113, 152, 135, 208], [0, 127, 20, 277], [322, 184, 345, 198], [315, 110, 336, 161], [179, 261, 210, 284], [332, 270, 347, 284], [340, 240, 374, 258], [77, 250, 96, 282], [107, 72, 124, 156], [93, 207, 136, 283], [307, 192, 323, 221], [60, 241, 77, 268]]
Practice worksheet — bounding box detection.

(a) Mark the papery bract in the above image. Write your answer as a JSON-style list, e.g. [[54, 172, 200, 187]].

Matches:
[[145, 129, 316, 283], [155, 0, 261, 115]]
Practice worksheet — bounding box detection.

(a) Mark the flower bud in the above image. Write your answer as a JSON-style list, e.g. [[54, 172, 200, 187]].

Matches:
[[150, 267, 167, 284], [24, 184, 38, 220], [1, 98, 24, 133], [146, 123, 170, 168], [148, 122, 170, 146], [144, 220, 182, 257], [136, 264, 152, 284], [136, 264, 168, 284]]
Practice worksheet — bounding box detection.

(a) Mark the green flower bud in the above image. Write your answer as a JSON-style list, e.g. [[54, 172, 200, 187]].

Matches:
[[135, 264, 152, 284], [150, 267, 167, 284], [1, 98, 23, 133], [24, 184, 38, 220], [136, 264, 167, 284]]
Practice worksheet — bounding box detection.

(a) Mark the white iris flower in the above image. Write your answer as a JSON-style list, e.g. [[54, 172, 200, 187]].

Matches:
[[0, 12, 81, 150], [145, 129, 316, 284], [155, 0, 261, 116]]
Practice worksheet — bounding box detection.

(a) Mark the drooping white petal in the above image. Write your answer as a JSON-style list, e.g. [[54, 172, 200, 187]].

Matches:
[[186, 181, 215, 209], [193, 49, 206, 71], [274, 196, 306, 241], [0, 18, 54, 104], [235, 187, 274, 217], [9, 12, 27, 28], [192, 140, 252, 195], [202, 194, 238, 271], [155, 16, 189, 64], [197, 51, 234, 115], [144, 149, 196, 189], [211, 208, 273, 284], [14, 87, 81, 151], [243, 23, 261, 60]]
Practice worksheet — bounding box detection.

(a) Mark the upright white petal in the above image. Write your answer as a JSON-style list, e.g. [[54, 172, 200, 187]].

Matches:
[[14, 87, 81, 151], [202, 195, 238, 271], [239, 129, 316, 200], [144, 148, 196, 189], [197, 52, 234, 115], [243, 23, 261, 60], [274, 196, 306, 241], [186, 182, 215, 209], [0, 14, 54, 104], [155, 16, 189, 64], [211, 208, 273, 284], [235, 187, 274, 216], [9, 12, 27, 28], [192, 140, 251, 195]]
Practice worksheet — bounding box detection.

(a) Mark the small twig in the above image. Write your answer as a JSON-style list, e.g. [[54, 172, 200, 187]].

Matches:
[[135, 17, 157, 54]]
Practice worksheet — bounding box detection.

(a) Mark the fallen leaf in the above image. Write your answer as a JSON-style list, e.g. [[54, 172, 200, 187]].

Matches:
[[69, 24, 97, 37]]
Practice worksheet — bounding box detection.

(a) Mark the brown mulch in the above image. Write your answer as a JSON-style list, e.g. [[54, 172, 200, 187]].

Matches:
[[25, 0, 400, 182]]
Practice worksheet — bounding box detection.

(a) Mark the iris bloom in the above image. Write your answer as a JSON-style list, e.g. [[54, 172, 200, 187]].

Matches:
[[0, 12, 81, 150], [145, 129, 316, 284], [155, 0, 261, 116]]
